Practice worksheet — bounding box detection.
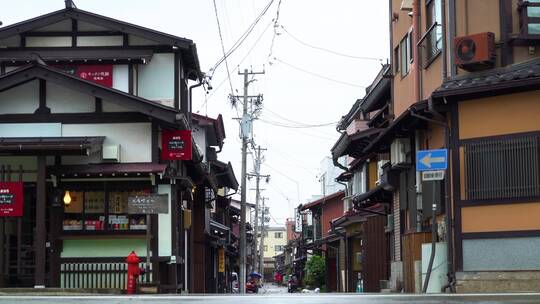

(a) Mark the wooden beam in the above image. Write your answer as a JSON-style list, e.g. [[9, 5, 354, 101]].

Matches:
[[35, 79, 51, 114], [95, 97, 103, 113], [35, 155, 46, 287]]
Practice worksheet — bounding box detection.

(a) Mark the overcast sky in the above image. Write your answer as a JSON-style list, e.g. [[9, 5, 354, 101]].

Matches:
[[2, 0, 390, 226]]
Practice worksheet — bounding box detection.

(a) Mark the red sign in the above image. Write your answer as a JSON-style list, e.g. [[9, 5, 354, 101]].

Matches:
[[56, 65, 113, 87], [0, 182, 24, 217], [161, 130, 192, 160]]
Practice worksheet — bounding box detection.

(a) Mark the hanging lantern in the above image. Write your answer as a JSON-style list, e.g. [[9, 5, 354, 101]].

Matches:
[[63, 190, 72, 206]]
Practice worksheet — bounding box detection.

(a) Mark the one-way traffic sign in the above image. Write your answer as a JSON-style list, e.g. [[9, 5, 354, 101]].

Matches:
[[416, 149, 448, 171]]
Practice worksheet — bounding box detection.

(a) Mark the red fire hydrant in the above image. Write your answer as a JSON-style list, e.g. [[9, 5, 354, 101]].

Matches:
[[126, 251, 145, 294]]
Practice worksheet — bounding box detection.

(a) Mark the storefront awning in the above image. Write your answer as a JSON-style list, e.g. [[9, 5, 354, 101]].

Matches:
[[0, 136, 104, 156], [48, 162, 168, 177], [209, 219, 231, 244]]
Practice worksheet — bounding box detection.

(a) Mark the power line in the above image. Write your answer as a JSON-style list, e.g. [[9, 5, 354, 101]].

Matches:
[[209, 0, 275, 76], [281, 25, 385, 62], [267, 0, 283, 60], [212, 0, 235, 98], [198, 20, 273, 113], [258, 118, 338, 129], [273, 57, 366, 88]]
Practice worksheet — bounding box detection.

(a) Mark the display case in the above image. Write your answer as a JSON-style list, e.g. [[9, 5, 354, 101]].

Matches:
[[61, 183, 151, 233]]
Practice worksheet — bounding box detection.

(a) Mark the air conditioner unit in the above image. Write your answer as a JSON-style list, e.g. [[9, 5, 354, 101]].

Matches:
[[390, 138, 410, 166], [454, 32, 495, 71], [102, 144, 120, 162]]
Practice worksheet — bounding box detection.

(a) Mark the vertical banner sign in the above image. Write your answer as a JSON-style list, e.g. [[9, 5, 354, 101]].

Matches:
[[218, 247, 225, 273], [0, 182, 24, 217], [55, 65, 114, 87], [294, 208, 302, 233], [161, 130, 193, 161]]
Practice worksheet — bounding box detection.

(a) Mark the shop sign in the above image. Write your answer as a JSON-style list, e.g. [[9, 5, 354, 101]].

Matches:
[[294, 208, 302, 233], [161, 130, 192, 161], [128, 194, 169, 214], [218, 247, 225, 273], [0, 182, 24, 217], [55, 64, 113, 87]]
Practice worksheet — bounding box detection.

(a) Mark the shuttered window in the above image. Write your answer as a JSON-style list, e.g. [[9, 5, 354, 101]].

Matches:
[[463, 136, 540, 200]]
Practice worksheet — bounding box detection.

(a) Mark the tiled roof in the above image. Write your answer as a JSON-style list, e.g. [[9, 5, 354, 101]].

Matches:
[[434, 57, 540, 98]]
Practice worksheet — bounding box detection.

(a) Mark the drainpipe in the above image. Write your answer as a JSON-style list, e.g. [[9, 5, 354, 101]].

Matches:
[[187, 70, 204, 127], [413, 0, 421, 102], [448, 0, 457, 77], [409, 99, 455, 293], [333, 153, 349, 172], [441, 0, 448, 80]]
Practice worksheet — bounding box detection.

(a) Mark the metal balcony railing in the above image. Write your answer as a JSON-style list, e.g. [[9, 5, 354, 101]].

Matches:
[[418, 22, 443, 68]]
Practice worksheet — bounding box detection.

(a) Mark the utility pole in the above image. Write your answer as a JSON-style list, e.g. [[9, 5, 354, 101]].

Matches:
[[238, 68, 264, 294], [259, 197, 268, 275], [249, 146, 269, 274]]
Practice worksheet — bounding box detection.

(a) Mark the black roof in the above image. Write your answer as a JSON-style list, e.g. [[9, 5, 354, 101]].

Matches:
[[0, 7, 201, 78], [433, 57, 540, 100]]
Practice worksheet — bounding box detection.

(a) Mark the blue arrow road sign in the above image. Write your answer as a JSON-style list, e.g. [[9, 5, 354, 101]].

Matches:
[[416, 149, 448, 171]]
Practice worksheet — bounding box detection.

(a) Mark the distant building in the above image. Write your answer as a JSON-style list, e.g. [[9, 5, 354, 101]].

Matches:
[[318, 156, 346, 196], [258, 226, 287, 280]]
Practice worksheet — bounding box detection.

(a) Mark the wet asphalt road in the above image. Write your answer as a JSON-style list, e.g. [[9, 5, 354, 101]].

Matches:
[[2, 293, 540, 304]]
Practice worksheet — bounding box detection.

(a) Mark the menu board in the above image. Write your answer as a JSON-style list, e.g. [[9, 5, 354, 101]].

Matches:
[[128, 194, 169, 214], [0, 182, 23, 217], [84, 191, 105, 213]]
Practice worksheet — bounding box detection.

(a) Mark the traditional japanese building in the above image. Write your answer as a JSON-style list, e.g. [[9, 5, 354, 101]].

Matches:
[[0, 2, 239, 294]]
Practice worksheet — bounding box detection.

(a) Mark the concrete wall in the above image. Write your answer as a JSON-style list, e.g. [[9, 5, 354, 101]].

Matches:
[[463, 237, 540, 271]]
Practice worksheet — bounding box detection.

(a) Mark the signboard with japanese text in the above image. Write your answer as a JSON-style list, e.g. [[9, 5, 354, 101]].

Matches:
[[0, 182, 24, 217], [218, 247, 225, 273], [161, 130, 192, 161], [55, 65, 113, 87], [294, 208, 302, 233], [128, 194, 169, 214]]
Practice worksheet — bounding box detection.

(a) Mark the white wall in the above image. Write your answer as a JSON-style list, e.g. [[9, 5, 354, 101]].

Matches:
[[0, 80, 39, 114], [158, 184, 172, 257], [61, 123, 152, 164], [47, 82, 95, 113], [112, 65, 129, 93], [77, 36, 123, 47], [26, 36, 72, 47], [137, 53, 174, 101], [0, 123, 61, 137]]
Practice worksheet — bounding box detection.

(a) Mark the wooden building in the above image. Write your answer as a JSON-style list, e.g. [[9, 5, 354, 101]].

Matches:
[[0, 2, 236, 293]]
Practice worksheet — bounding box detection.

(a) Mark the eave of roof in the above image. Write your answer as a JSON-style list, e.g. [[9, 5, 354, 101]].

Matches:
[[300, 190, 345, 211], [331, 127, 383, 160], [0, 7, 201, 78]]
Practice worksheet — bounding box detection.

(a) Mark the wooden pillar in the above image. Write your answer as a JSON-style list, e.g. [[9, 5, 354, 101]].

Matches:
[[34, 155, 46, 287]]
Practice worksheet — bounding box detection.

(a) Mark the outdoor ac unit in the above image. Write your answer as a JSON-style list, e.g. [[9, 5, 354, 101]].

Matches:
[[454, 32, 495, 71], [102, 144, 120, 162], [390, 138, 410, 166]]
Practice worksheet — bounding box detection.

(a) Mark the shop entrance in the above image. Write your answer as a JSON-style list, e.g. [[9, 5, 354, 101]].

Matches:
[[1, 182, 45, 287]]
